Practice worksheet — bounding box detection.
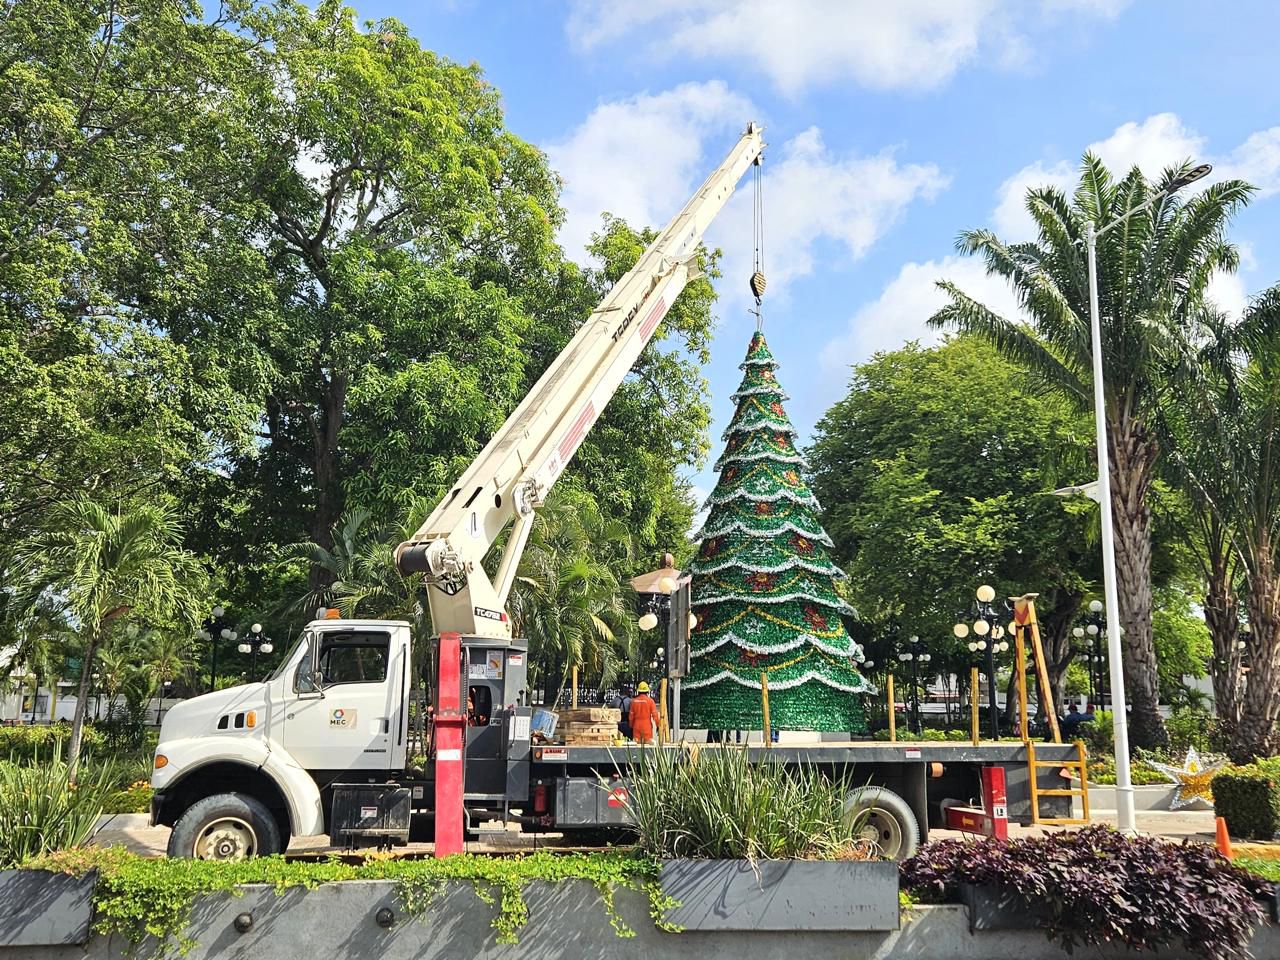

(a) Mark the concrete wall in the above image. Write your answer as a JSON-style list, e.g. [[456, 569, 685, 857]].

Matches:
[[3, 879, 1276, 960]]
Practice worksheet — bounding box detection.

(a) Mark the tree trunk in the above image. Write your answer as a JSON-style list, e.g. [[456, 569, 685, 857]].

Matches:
[[1232, 545, 1280, 761], [1203, 555, 1242, 726], [1108, 422, 1167, 749], [66, 632, 102, 776], [1038, 589, 1083, 722], [307, 372, 349, 592]]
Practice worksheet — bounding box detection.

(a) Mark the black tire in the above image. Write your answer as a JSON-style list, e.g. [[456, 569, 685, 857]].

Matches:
[[842, 786, 920, 861], [167, 792, 283, 861]]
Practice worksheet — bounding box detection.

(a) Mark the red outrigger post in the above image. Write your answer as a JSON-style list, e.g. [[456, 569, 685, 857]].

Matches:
[[434, 632, 466, 857]]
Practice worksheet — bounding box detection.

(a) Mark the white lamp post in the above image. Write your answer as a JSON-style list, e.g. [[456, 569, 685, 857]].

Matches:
[[1082, 161, 1211, 833]]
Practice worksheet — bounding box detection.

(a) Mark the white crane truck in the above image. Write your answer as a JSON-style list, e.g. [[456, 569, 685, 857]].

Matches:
[[150, 124, 1077, 862]]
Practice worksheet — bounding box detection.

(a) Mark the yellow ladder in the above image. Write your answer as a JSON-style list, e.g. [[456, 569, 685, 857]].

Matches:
[[1027, 739, 1091, 825]]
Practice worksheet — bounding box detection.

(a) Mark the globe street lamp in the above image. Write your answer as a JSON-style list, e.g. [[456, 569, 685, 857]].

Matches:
[[955, 584, 1009, 740], [200, 605, 232, 692], [897, 635, 932, 735], [237, 623, 276, 679], [1083, 161, 1211, 834], [1072, 599, 1108, 708]]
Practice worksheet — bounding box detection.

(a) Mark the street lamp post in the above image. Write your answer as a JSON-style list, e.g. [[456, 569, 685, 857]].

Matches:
[[1072, 599, 1107, 708], [1083, 160, 1211, 834], [954, 584, 1010, 740], [156, 680, 172, 725], [897, 636, 931, 735], [237, 623, 276, 680], [200, 606, 232, 693]]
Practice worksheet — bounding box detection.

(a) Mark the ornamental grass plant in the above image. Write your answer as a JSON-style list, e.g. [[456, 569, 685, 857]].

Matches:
[[0, 750, 115, 866], [622, 743, 870, 861]]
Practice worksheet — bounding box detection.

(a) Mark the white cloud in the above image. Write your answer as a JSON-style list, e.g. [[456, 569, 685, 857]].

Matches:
[[991, 160, 1075, 240], [1088, 113, 1206, 179], [992, 114, 1280, 241], [543, 81, 753, 261], [1042, 0, 1130, 16], [1220, 127, 1280, 198], [567, 0, 1129, 95], [546, 91, 946, 301], [1206, 243, 1258, 322], [710, 128, 949, 308], [819, 255, 1025, 381]]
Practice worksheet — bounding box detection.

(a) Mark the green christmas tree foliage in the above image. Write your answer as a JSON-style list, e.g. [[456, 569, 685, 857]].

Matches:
[[683, 331, 871, 732]]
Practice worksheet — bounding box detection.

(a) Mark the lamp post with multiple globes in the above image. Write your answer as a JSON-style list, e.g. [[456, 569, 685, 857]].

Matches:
[[954, 584, 1010, 740], [237, 623, 276, 679], [896, 635, 932, 735]]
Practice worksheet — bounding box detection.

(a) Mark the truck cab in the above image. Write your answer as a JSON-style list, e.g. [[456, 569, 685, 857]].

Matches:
[[151, 616, 414, 859], [151, 615, 535, 860]]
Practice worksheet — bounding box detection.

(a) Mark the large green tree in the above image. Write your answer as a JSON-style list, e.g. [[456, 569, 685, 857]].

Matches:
[[809, 337, 1094, 715], [928, 156, 1253, 748], [0, 1, 250, 559]]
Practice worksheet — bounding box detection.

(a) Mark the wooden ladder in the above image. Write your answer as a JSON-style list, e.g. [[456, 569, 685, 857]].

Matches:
[[1027, 739, 1091, 825]]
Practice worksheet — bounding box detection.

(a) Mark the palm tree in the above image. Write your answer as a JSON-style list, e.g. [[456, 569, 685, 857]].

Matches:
[[0, 598, 69, 723], [14, 499, 206, 771], [507, 490, 637, 701], [1163, 288, 1280, 759], [141, 629, 198, 701], [929, 154, 1253, 748]]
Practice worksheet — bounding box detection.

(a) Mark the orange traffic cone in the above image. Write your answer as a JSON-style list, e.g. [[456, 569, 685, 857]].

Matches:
[[1215, 816, 1233, 859]]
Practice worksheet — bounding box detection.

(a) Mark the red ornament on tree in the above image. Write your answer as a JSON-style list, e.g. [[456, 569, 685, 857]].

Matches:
[[754, 501, 773, 516], [746, 572, 776, 592], [783, 469, 801, 486], [770, 400, 786, 417], [790, 533, 814, 554], [803, 605, 828, 631]]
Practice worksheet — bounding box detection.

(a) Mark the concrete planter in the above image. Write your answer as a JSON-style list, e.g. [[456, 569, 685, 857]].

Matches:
[[659, 858, 900, 931], [1, 872, 1279, 958], [1085, 783, 1204, 812], [959, 882, 1055, 932], [0, 868, 97, 946]]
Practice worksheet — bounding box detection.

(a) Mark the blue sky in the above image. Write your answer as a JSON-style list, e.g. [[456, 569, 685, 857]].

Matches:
[[357, 0, 1280, 512]]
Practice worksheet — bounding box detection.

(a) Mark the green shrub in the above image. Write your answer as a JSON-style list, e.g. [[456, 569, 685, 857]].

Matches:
[[1236, 857, 1280, 881], [0, 752, 116, 866], [944, 728, 971, 741], [0, 724, 105, 763], [1166, 709, 1223, 756], [624, 744, 869, 860], [1087, 755, 1175, 786], [1079, 710, 1114, 757], [103, 781, 153, 814], [1212, 762, 1280, 841]]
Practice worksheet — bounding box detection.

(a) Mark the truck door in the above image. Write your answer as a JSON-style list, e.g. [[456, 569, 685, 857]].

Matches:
[[284, 628, 399, 775]]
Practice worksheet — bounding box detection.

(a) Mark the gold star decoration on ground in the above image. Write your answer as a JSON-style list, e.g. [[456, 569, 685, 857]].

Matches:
[[1147, 747, 1225, 809]]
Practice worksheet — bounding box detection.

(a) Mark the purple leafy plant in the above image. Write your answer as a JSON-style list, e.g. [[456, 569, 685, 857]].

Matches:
[[901, 825, 1268, 960]]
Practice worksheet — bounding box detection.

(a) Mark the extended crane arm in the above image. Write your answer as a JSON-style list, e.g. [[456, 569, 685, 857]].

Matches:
[[395, 122, 765, 639]]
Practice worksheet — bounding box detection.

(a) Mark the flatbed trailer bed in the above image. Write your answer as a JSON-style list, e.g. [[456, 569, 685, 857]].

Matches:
[[525, 739, 1082, 843]]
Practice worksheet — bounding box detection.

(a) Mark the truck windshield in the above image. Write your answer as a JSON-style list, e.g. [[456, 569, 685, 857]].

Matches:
[[269, 631, 309, 682]]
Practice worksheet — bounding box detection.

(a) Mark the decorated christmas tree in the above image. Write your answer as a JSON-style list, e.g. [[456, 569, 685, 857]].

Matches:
[[682, 330, 871, 733]]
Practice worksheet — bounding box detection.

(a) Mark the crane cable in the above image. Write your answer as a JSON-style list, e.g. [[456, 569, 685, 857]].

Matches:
[[749, 157, 767, 330]]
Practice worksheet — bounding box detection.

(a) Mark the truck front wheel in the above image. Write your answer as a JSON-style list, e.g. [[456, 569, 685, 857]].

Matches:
[[842, 786, 920, 861], [167, 793, 284, 861]]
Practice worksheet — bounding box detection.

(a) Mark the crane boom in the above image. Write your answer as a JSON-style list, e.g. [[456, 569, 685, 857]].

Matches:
[[395, 122, 765, 639]]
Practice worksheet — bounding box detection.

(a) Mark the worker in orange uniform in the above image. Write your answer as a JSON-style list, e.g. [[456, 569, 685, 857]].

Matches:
[[629, 681, 658, 744]]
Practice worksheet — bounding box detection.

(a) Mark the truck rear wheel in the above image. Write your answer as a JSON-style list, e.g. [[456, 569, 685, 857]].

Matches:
[[167, 793, 283, 861], [842, 786, 919, 861]]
